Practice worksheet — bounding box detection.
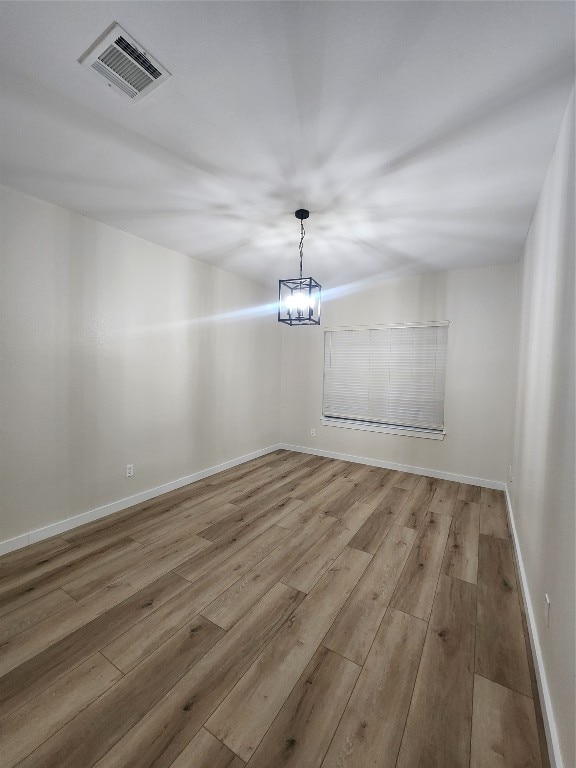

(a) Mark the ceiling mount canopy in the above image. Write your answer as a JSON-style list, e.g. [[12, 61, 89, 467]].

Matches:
[[278, 209, 322, 326]]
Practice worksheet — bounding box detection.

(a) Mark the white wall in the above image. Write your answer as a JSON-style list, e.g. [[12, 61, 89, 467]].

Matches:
[[281, 262, 519, 484], [509, 92, 575, 768], [0, 186, 281, 544]]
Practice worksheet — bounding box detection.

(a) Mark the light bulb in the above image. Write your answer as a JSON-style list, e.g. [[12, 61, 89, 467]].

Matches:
[[286, 291, 314, 317]]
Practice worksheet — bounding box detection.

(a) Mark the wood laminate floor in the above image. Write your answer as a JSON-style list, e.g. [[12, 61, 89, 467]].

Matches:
[[0, 450, 548, 768]]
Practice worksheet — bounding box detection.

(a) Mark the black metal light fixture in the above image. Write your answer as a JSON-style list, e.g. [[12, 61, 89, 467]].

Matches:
[[278, 209, 321, 326]]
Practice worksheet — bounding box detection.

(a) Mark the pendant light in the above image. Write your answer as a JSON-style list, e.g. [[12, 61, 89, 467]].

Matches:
[[278, 209, 321, 325]]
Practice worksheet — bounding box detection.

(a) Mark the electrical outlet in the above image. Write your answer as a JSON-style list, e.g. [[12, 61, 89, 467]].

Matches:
[[545, 594, 550, 628], [310, 428, 316, 437], [126, 464, 134, 478]]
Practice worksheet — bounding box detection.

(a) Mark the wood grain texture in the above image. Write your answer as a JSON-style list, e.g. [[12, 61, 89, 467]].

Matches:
[[201, 515, 335, 630], [390, 512, 452, 620], [0, 537, 70, 571], [458, 483, 482, 503], [206, 547, 371, 762], [0, 588, 75, 644], [0, 452, 547, 768], [197, 496, 303, 542], [128, 500, 239, 545], [0, 536, 136, 594], [281, 502, 374, 593], [0, 653, 122, 768], [93, 583, 304, 768], [174, 509, 294, 584], [395, 475, 439, 529], [246, 647, 360, 768], [16, 616, 224, 768], [394, 471, 421, 490], [441, 500, 480, 583], [475, 535, 532, 696], [0, 571, 188, 718], [58, 530, 210, 604], [470, 675, 542, 768], [323, 525, 417, 664], [318, 468, 382, 518], [396, 574, 477, 768], [347, 486, 410, 553], [102, 525, 290, 671], [170, 729, 245, 768], [0, 537, 143, 615], [428, 479, 460, 515], [479, 488, 510, 539], [322, 608, 427, 768]]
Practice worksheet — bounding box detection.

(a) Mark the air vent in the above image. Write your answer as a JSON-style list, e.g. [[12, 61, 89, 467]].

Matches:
[[78, 23, 171, 102]]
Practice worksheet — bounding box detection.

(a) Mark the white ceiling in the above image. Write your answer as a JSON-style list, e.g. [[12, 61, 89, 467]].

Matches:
[[0, 1, 574, 289]]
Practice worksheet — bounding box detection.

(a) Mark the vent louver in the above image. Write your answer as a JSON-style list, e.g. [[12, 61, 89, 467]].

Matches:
[[79, 23, 171, 102]]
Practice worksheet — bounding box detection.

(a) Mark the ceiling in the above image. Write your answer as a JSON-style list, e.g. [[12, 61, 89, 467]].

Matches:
[[0, 1, 574, 289]]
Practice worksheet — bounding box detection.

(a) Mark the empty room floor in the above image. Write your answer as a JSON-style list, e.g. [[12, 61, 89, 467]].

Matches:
[[0, 450, 547, 768]]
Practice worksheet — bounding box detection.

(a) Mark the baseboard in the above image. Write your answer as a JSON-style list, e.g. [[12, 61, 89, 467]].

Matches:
[[0, 444, 283, 556], [278, 443, 505, 489], [504, 486, 563, 768]]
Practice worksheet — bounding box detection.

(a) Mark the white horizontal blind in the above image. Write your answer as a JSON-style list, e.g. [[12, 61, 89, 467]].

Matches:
[[323, 324, 448, 431]]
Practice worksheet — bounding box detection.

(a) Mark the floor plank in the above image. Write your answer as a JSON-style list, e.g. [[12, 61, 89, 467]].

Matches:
[[62, 525, 212, 599], [470, 675, 542, 768], [170, 729, 245, 768], [0, 453, 547, 768], [15, 616, 224, 768], [245, 647, 360, 768], [93, 583, 304, 768], [394, 471, 421, 490], [102, 526, 291, 671], [317, 468, 382, 519], [347, 486, 410, 554], [390, 512, 452, 621], [475, 535, 532, 697], [479, 488, 510, 539], [0, 537, 143, 615], [0, 588, 76, 644], [198, 496, 304, 543], [428, 479, 460, 515], [174, 509, 297, 584], [281, 502, 374, 593], [321, 608, 427, 768], [206, 547, 371, 762], [0, 537, 71, 572], [396, 574, 476, 768], [289, 463, 351, 501], [441, 500, 480, 584], [395, 475, 439, 529], [0, 571, 189, 718], [323, 525, 417, 664], [201, 515, 335, 630], [127, 500, 239, 545], [0, 536, 130, 593], [0, 653, 121, 768], [458, 483, 482, 503]]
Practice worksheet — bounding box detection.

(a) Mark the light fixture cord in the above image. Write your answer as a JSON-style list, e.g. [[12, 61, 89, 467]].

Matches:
[[299, 219, 305, 279]]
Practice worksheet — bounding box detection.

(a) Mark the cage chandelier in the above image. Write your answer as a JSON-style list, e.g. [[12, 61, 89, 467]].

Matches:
[[278, 209, 322, 325]]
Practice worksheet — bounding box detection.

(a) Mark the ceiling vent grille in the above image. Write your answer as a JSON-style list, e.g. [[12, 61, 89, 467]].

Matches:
[[78, 23, 171, 102]]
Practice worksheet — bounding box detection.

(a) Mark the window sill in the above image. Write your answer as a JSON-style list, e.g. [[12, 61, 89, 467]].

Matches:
[[320, 418, 445, 440]]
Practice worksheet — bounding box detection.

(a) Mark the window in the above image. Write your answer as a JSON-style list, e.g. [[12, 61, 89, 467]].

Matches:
[[322, 323, 448, 438]]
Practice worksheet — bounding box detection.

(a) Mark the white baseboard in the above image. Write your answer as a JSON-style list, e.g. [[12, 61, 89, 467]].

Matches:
[[0, 444, 282, 556], [504, 486, 563, 768], [278, 443, 505, 489], [0, 442, 505, 556]]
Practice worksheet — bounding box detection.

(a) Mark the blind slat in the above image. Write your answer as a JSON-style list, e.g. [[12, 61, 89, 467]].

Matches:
[[323, 325, 448, 431]]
